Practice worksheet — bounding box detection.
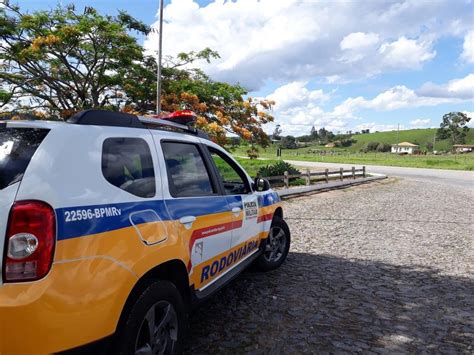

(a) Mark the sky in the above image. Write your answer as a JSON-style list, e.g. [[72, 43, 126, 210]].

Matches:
[[13, 0, 474, 136]]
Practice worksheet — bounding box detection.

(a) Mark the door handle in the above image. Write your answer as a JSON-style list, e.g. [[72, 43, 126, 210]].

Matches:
[[179, 215, 196, 230], [232, 207, 242, 216]]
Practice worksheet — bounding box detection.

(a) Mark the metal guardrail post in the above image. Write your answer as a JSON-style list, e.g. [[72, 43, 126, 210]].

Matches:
[[340, 168, 343, 181], [363, 166, 366, 178], [325, 168, 329, 183], [284, 171, 289, 189], [352, 166, 355, 179], [306, 168, 311, 186]]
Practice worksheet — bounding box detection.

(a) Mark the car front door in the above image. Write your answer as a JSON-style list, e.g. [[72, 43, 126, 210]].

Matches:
[[205, 146, 260, 256], [158, 139, 234, 290]]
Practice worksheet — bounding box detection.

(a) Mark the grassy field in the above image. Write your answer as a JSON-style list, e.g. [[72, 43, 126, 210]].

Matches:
[[282, 152, 474, 170], [347, 128, 474, 152], [231, 128, 474, 171], [233, 157, 280, 177], [235, 149, 474, 170]]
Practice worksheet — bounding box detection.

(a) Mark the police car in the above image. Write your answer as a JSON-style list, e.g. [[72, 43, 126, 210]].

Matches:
[[0, 110, 290, 354]]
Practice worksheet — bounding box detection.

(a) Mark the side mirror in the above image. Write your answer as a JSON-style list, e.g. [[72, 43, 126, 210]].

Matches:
[[254, 177, 270, 192]]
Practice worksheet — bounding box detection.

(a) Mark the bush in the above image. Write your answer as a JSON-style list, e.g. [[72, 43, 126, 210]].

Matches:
[[376, 143, 391, 152], [247, 147, 259, 159], [257, 161, 300, 178], [280, 135, 298, 149], [363, 141, 380, 152]]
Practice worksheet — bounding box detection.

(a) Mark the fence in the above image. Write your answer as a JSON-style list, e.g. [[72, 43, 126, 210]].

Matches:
[[262, 166, 366, 189]]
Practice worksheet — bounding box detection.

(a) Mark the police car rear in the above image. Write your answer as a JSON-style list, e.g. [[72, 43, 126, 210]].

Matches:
[[0, 121, 54, 285]]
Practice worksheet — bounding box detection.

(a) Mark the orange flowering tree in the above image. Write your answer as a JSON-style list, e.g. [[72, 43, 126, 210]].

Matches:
[[121, 49, 274, 146], [1, 3, 274, 146]]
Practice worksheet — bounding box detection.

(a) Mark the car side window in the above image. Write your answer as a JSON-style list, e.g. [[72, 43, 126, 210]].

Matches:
[[208, 147, 250, 195], [102, 137, 156, 198], [162, 142, 216, 198]]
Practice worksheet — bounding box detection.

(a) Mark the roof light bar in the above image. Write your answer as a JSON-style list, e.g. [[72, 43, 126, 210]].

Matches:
[[152, 110, 197, 125]]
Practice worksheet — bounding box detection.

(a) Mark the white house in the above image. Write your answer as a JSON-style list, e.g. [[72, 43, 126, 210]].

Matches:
[[453, 144, 474, 153], [391, 142, 420, 154]]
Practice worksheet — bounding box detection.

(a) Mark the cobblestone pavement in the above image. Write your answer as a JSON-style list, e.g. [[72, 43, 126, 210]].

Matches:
[[184, 178, 474, 354]]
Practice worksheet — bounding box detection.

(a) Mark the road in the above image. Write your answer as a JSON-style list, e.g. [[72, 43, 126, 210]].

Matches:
[[184, 178, 474, 353], [285, 160, 474, 189]]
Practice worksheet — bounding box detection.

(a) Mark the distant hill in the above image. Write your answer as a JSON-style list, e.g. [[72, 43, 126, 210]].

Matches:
[[348, 128, 474, 152]]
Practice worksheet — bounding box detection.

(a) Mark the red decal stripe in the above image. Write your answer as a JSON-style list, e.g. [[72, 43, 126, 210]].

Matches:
[[189, 220, 242, 253], [257, 213, 273, 223]]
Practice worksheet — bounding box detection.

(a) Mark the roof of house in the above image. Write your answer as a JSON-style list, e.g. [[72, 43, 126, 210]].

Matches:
[[391, 142, 419, 147], [453, 144, 474, 148]]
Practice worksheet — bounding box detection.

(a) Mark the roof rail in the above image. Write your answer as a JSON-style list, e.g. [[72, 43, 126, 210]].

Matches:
[[68, 109, 209, 139], [68, 109, 143, 128], [138, 115, 209, 139]]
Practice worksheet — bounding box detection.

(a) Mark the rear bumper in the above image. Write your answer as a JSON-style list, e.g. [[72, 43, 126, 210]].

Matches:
[[0, 257, 136, 354]]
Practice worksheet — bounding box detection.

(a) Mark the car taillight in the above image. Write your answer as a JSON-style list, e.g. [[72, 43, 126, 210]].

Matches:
[[3, 201, 56, 282]]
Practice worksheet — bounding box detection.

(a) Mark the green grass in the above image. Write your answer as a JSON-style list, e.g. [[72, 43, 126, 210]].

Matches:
[[233, 157, 280, 177], [347, 128, 474, 152], [231, 128, 474, 171], [285, 152, 474, 170]]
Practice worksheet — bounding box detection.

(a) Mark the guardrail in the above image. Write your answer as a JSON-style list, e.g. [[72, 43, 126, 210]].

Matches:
[[261, 166, 366, 189]]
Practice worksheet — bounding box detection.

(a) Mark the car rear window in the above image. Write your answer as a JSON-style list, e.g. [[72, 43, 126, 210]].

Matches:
[[102, 137, 156, 198], [0, 127, 49, 190]]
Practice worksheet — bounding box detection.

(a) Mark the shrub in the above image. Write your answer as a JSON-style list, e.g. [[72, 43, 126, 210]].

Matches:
[[257, 161, 300, 178], [376, 143, 391, 152], [280, 135, 298, 149], [363, 141, 380, 152], [247, 147, 259, 159]]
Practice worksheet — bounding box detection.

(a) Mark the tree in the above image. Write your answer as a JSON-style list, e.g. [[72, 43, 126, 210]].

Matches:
[[426, 142, 433, 151], [0, 4, 274, 146], [272, 124, 282, 140], [318, 127, 328, 143], [310, 126, 318, 140], [1, 3, 148, 116], [436, 112, 471, 145], [121, 49, 274, 146], [280, 135, 297, 149]]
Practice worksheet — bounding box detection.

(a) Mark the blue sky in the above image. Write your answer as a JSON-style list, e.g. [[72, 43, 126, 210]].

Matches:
[[15, 0, 474, 135]]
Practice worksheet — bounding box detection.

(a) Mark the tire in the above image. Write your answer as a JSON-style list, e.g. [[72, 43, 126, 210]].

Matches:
[[255, 216, 291, 272], [115, 280, 186, 355]]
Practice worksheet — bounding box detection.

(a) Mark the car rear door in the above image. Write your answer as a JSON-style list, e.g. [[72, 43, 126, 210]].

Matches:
[[0, 125, 50, 285]]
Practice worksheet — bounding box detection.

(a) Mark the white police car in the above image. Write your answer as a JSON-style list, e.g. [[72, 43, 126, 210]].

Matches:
[[0, 110, 290, 354]]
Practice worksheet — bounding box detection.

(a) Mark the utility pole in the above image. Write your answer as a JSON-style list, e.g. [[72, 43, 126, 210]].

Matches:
[[156, 0, 164, 114], [396, 123, 400, 153], [433, 134, 436, 153]]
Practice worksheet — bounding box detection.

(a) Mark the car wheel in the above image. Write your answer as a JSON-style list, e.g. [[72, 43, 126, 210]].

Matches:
[[255, 216, 291, 271], [116, 281, 186, 355]]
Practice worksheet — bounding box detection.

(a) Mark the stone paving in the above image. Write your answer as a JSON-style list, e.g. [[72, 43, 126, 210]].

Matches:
[[184, 178, 474, 354]]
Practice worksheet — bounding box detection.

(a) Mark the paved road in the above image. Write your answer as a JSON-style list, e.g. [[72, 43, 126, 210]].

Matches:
[[285, 159, 474, 189], [184, 178, 474, 353]]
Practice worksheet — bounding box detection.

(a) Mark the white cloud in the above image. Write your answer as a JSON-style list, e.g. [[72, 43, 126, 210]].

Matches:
[[379, 36, 436, 69], [418, 74, 474, 100], [410, 118, 432, 128], [145, 0, 472, 90], [355, 122, 404, 132], [265, 74, 473, 135], [340, 32, 380, 51], [266, 81, 330, 112], [461, 31, 474, 63]]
